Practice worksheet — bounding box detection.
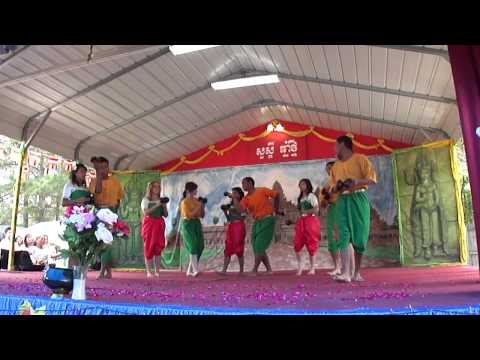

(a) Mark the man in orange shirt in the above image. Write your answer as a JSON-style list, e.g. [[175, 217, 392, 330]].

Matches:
[[329, 136, 377, 283], [89, 156, 124, 279], [236, 177, 281, 275]]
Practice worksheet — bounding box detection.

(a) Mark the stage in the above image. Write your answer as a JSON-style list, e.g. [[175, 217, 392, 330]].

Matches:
[[0, 265, 479, 315]]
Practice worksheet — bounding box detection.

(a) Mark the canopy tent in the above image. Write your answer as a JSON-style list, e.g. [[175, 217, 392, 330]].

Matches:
[[0, 45, 465, 271], [0, 45, 458, 171]]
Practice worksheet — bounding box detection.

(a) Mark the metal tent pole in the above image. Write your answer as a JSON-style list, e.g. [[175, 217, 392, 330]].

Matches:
[[7, 110, 51, 271], [7, 144, 26, 271]]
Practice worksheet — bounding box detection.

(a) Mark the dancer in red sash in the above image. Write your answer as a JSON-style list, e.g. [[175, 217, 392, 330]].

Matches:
[[293, 179, 320, 275], [141, 181, 168, 277], [217, 187, 246, 275]]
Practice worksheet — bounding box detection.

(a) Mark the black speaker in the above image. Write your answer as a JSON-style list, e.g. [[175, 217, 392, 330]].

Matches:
[[42, 266, 74, 294]]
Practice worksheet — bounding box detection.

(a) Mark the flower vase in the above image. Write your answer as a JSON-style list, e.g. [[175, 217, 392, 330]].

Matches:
[[72, 265, 88, 300]]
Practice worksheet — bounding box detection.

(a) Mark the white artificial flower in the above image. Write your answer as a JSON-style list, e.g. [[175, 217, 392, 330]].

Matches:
[[69, 214, 83, 225], [96, 208, 118, 225], [95, 223, 113, 244]]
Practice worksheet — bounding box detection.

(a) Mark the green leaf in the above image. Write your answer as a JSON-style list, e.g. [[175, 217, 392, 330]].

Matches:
[[59, 249, 73, 260]]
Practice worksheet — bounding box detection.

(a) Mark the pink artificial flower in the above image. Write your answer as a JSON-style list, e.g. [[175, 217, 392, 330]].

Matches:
[[83, 212, 96, 228], [64, 206, 75, 218]]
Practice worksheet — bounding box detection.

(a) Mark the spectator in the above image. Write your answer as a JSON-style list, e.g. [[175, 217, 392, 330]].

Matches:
[[31, 236, 49, 266], [15, 236, 24, 251], [34, 235, 62, 266], [48, 245, 62, 265], [23, 234, 35, 255], [0, 227, 11, 269], [13, 234, 45, 272], [0, 227, 11, 250], [0, 229, 44, 271], [34, 236, 42, 248]]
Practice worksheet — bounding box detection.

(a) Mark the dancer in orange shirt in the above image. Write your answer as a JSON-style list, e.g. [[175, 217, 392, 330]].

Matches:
[[235, 177, 281, 276]]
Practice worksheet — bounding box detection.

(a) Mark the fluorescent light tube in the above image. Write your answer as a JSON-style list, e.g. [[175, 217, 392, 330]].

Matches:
[[211, 74, 280, 90], [169, 45, 219, 55]]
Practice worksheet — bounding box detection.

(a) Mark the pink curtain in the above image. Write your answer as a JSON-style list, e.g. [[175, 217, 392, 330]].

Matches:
[[448, 45, 480, 269]]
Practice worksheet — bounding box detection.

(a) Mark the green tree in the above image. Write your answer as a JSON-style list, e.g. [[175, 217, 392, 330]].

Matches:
[[0, 135, 72, 227]]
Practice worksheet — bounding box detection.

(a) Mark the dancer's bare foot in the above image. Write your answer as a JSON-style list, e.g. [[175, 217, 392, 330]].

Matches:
[[216, 270, 227, 276], [154, 272, 160, 277], [333, 274, 351, 283], [328, 269, 341, 276], [96, 273, 104, 280], [192, 271, 199, 277], [146, 272, 154, 278], [296, 268, 303, 276], [352, 273, 364, 282], [307, 268, 315, 275]]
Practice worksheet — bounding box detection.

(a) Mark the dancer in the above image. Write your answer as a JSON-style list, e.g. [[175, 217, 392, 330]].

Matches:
[[141, 181, 168, 278], [293, 179, 320, 276], [62, 163, 91, 207], [89, 156, 124, 279], [217, 187, 246, 276], [236, 177, 280, 276], [330, 136, 377, 282], [180, 182, 205, 277], [62, 162, 92, 268], [320, 161, 342, 276]]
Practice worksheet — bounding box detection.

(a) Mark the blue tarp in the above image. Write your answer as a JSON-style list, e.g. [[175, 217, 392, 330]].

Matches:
[[1, 294, 480, 315]]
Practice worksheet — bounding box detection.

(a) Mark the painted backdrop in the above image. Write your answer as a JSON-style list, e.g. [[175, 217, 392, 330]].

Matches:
[[392, 141, 467, 265], [161, 155, 400, 269]]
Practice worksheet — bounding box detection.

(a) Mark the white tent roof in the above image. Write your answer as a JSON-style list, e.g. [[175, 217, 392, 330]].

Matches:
[[0, 45, 459, 170]]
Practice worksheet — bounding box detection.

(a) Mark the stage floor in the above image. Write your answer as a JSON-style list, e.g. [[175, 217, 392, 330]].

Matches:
[[0, 265, 479, 314]]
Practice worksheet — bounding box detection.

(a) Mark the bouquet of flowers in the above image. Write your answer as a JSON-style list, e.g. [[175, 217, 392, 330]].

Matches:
[[59, 205, 130, 267]]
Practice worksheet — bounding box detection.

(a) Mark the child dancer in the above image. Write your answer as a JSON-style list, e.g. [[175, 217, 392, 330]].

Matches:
[[293, 179, 321, 275], [141, 181, 168, 278], [217, 187, 246, 275], [180, 182, 205, 277]]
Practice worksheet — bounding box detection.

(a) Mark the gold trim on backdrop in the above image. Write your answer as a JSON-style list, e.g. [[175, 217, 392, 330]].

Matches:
[[112, 170, 162, 175], [161, 121, 400, 176], [393, 139, 467, 266], [449, 143, 468, 264]]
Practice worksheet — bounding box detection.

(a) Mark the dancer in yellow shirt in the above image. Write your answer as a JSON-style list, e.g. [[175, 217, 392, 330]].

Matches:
[[329, 136, 377, 283], [89, 156, 124, 279]]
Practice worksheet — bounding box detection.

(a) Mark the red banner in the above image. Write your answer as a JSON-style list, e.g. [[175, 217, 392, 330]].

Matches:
[[153, 120, 411, 174]]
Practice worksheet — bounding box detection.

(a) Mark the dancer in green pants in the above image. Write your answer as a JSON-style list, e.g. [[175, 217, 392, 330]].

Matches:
[[329, 136, 377, 283]]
